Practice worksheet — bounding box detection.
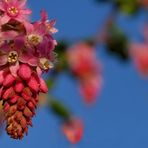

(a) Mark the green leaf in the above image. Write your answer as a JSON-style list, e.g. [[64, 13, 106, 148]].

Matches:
[[46, 78, 55, 89], [115, 0, 140, 15], [49, 99, 71, 120], [106, 25, 129, 61]]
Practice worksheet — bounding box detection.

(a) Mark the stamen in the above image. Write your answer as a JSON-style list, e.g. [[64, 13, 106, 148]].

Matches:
[[8, 51, 18, 63], [7, 6, 19, 17], [27, 34, 43, 46], [39, 58, 54, 70]]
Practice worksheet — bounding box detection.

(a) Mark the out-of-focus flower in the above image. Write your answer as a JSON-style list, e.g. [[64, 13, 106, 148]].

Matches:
[[79, 76, 101, 104], [0, 0, 31, 25], [67, 42, 102, 104], [130, 43, 148, 76], [139, 0, 148, 7], [62, 118, 83, 144]]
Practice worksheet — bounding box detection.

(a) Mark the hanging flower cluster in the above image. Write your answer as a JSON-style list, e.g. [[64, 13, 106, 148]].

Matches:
[[67, 42, 102, 104], [130, 43, 148, 76], [130, 28, 148, 77], [0, 0, 57, 139]]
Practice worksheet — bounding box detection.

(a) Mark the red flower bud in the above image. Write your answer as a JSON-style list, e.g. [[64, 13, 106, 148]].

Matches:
[[3, 74, 15, 87], [18, 64, 32, 80]]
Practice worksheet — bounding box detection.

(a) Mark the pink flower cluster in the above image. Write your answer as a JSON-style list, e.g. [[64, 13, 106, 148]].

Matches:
[[0, 0, 57, 139], [67, 42, 102, 104], [130, 28, 148, 77], [130, 43, 148, 76]]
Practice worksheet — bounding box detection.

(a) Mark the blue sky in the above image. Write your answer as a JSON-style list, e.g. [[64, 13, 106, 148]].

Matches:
[[1, 0, 148, 148]]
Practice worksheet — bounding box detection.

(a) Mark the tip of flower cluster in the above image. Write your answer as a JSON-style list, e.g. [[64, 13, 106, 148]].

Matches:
[[0, 63, 50, 139]]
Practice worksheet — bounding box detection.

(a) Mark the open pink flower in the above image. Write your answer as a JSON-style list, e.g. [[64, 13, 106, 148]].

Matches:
[[25, 11, 57, 55], [29, 10, 57, 36], [62, 118, 83, 144], [0, 37, 32, 76], [24, 18, 57, 70], [0, 0, 31, 24], [0, 34, 55, 76], [39, 10, 58, 34], [67, 42, 102, 104]]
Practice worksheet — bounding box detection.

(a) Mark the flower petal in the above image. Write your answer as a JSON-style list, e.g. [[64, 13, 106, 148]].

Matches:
[[36, 66, 42, 76], [9, 61, 20, 77], [18, 0, 27, 8], [20, 9, 32, 15], [0, 15, 10, 25], [41, 9, 48, 22], [28, 58, 38, 67], [0, 55, 7, 66]]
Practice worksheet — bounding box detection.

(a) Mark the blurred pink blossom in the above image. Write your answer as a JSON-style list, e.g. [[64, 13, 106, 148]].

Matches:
[[139, 0, 148, 7], [67, 42, 102, 104], [62, 118, 83, 144], [130, 43, 148, 76]]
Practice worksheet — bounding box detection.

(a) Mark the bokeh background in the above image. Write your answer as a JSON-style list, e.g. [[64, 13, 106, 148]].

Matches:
[[1, 0, 148, 147]]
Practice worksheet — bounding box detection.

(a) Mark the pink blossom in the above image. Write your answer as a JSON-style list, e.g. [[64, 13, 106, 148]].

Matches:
[[62, 118, 83, 144], [130, 43, 148, 76], [37, 10, 58, 34], [80, 76, 102, 104], [25, 11, 57, 61], [20, 11, 58, 71], [0, 0, 31, 24], [0, 37, 33, 76], [0, 0, 57, 139], [139, 0, 148, 7], [67, 42, 102, 104], [0, 34, 55, 77]]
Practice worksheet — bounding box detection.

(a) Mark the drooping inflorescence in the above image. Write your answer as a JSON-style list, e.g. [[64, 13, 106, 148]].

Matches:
[[0, 0, 57, 139], [67, 42, 102, 104]]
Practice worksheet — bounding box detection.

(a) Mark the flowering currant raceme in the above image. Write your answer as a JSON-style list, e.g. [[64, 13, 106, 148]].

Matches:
[[129, 27, 148, 77], [67, 42, 102, 104], [0, 0, 57, 139]]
